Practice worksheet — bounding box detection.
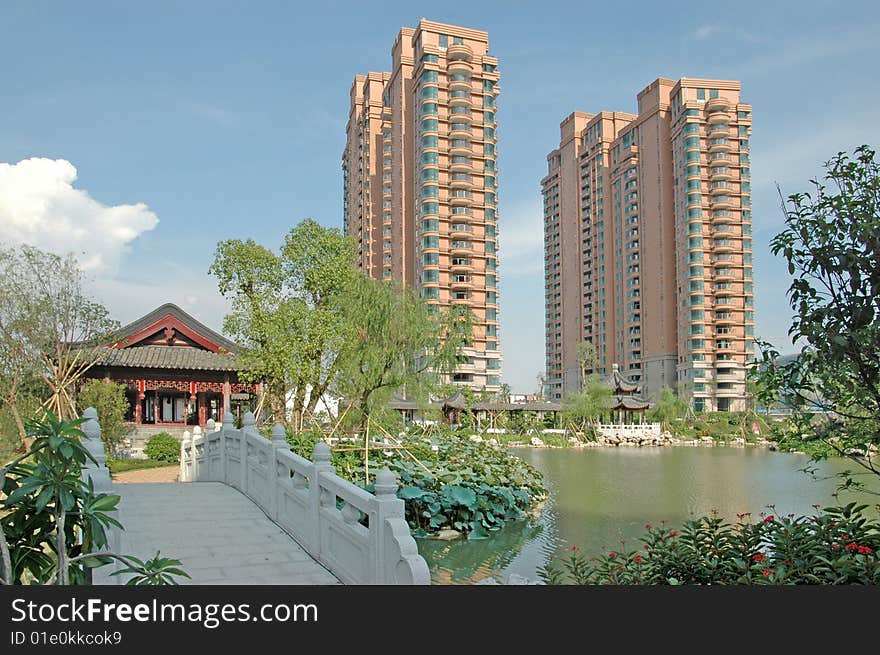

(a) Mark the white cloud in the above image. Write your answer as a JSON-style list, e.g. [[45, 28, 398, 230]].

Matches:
[[693, 25, 720, 40], [0, 157, 159, 273]]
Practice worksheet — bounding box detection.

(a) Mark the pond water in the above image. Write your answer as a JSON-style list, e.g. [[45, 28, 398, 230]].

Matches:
[[418, 445, 880, 584]]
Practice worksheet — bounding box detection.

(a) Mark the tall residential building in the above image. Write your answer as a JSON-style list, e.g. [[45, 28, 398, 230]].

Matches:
[[542, 78, 754, 411], [343, 20, 503, 392]]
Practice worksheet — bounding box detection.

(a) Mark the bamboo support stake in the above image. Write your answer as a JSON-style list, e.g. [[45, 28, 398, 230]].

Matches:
[[371, 421, 432, 475], [364, 416, 370, 485]]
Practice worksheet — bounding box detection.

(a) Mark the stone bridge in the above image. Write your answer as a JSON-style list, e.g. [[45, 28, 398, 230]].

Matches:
[[80, 408, 431, 585]]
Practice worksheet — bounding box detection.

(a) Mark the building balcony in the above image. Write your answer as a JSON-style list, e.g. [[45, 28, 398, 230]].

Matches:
[[449, 143, 473, 156], [706, 97, 731, 113], [449, 108, 474, 123], [708, 122, 729, 135], [711, 197, 735, 211], [449, 123, 472, 138], [449, 224, 475, 236], [707, 111, 730, 124], [709, 184, 733, 196], [708, 140, 732, 153], [448, 91, 472, 107], [714, 312, 736, 325], [447, 43, 474, 61], [447, 58, 473, 74], [450, 277, 474, 289], [448, 78, 472, 92], [708, 154, 732, 167], [712, 240, 736, 253], [449, 195, 473, 207], [449, 177, 473, 189], [449, 158, 472, 172], [713, 268, 736, 282], [709, 167, 734, 181]]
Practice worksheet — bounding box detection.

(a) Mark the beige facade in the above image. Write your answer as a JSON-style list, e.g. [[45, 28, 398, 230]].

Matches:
[[543, 78, 753, 411], [343, 20, 502, 392]]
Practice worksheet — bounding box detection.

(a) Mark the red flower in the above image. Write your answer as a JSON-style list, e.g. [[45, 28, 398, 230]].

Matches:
[[609, 551, 617, 559], [762, 569, 771, 576], [858, 545, 873, 555], [571, 546, 578, 551], [645, 523, 652, 530], [751, 553, 766, 562], [668, 530, 678, 537], [846, 542, 859, 551], [763, 515, 775, 523], [633, 555, 643, 563]]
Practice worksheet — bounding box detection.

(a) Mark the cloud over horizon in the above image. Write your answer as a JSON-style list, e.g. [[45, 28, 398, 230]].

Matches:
[[0, 157, 159, 272]]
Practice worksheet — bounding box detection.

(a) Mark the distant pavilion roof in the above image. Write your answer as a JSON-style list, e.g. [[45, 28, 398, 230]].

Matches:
[[604, 363, 650, 411]]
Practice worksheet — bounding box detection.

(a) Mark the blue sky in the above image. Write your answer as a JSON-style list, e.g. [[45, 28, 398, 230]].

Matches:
[[2, 0, 879, 393]]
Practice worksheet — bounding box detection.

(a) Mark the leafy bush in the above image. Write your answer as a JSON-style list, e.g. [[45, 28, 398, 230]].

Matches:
[[540, 503, 880, 585], [144, 433, 180, 463], [283, 426, 546, 538]]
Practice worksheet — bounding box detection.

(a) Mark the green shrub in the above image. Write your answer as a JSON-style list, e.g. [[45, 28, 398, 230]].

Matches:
[[144, 433, 180, 463], [540, 503, 880, 585]]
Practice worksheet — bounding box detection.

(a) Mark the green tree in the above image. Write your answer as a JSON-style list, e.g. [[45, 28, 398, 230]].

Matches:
[[562, 374, 612, 431], [754, 145, 880, 483], [575, 340, 600, 391], [209, 219, 357, 428], [77, 380, 131, 458], [650, 386, 688, 431], [333, 276, 473, 430], [0, 244, 118, 424]]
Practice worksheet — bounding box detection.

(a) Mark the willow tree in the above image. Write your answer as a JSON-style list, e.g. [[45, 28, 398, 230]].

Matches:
[[0, 245, 118, 428], [562, 374, 612, 432], [209, 219, 357, 427], [333, 276, 473, 430]]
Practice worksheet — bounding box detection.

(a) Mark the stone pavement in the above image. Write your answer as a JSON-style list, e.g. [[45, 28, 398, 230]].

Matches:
[[95, 482, 340, 585]]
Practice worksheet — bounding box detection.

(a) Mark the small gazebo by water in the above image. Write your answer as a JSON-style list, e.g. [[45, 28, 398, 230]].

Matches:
[[604, 364, 650, 425]]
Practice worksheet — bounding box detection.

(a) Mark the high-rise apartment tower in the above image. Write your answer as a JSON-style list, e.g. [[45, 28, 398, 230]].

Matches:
[[542, 78, 754, 411], [343, 20, 502, 392]]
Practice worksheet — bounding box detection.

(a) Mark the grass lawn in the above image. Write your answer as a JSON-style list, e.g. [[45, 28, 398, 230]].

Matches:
[[107, 458, 176, 474]]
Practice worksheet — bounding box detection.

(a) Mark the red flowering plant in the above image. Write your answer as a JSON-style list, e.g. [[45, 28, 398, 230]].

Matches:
[[538, 503, 879, 585]]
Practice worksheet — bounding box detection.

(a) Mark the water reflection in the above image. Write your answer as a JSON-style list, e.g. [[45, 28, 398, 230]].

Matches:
[[421, 446, 880, 584]]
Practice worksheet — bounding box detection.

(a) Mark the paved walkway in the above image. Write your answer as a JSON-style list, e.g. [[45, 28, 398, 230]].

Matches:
[[96, 482, 340, 585]]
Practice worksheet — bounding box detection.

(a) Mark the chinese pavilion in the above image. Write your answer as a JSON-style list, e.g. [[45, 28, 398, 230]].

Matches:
[[82, 303, 258, 429]]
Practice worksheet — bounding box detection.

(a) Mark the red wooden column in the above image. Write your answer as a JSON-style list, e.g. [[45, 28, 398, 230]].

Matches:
[[223, 374, 231, 419], [135, 380, 145, 424], [198, 392, 206, 427]]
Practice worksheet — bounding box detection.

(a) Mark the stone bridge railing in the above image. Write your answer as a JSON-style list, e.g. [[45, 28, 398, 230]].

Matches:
[[179, 412, 431, 585]]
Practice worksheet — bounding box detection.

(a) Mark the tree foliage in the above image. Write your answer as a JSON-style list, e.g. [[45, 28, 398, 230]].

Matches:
[[753, 145, 880, 479], [562, 374, 612, 430], [77, 380, 131, 458], [333, 276, 473, 429], [0, 244, 118, 426], [650, 386, 688, 430], [209, 219, 357, 427]]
